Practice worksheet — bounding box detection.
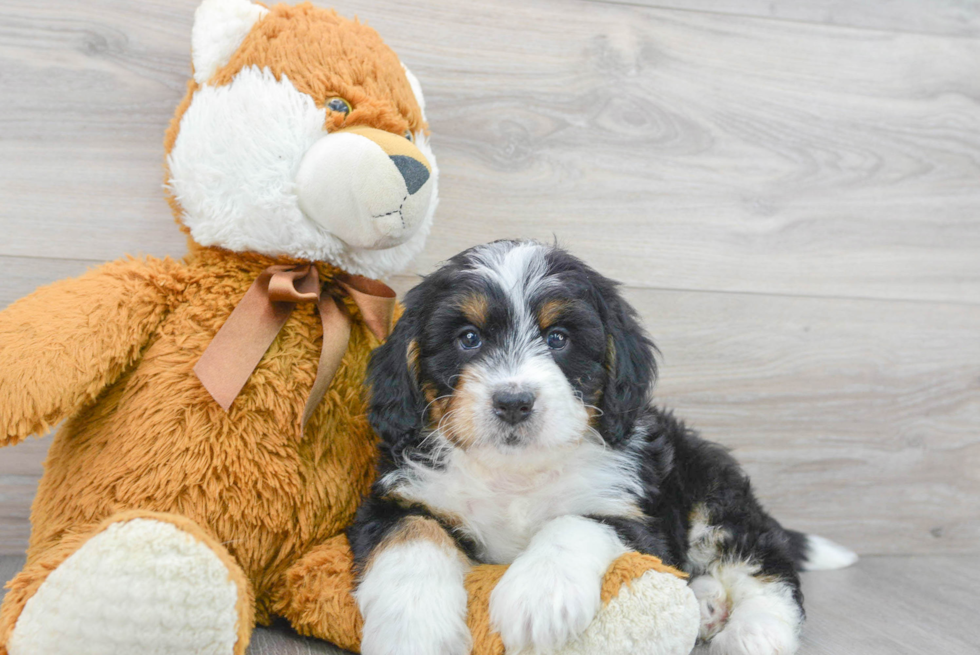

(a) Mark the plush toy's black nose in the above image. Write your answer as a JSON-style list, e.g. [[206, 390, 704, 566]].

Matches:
[[390, 155, 430, 195], [492, 391, 535, 425]]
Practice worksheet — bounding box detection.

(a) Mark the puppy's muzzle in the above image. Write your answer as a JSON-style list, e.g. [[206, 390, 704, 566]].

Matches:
[[492, 390, 535, 425]]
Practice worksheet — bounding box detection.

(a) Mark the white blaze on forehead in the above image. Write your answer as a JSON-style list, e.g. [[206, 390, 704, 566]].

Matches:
[[467, 241, 556, 360], [468, 241, 550, 305]]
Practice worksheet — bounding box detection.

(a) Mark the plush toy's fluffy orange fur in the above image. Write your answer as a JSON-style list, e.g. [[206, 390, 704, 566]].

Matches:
[[0, 3, 689, 654], [0, 248, 382, 652]]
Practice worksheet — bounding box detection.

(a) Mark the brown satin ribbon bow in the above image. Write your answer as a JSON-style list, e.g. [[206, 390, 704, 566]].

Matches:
[[194, 264, 396, 428]]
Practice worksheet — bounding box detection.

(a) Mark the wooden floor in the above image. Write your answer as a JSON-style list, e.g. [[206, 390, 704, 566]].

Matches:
[[1, 0, 979, 623], [3, 0, 979, 560], [1, 2, 979, 654], [3, 553, 979, 654]]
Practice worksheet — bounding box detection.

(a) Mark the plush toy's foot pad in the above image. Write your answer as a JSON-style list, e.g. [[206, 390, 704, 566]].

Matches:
[[552, 566, 700, 655], [7, 518, 240, 655]]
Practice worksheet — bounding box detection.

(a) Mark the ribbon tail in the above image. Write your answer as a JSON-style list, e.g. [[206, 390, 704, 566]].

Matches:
[[195, 272, 294, 412], [339, 275, 397, 341], [301, 296, 352, 429]]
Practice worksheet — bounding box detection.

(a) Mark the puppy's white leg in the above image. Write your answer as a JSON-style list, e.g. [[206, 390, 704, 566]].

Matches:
[[707, 563, 802, 655], [489, 515, 627, 652], [355, 529, 471, 655]]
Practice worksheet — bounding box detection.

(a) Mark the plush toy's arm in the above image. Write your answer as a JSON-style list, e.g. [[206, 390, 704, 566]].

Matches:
[[0, 257, 187, 447]]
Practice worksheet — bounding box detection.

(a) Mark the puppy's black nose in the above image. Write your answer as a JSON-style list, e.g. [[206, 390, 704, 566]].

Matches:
[[390, 155, 430, 195], [492, 391, 535, 425]]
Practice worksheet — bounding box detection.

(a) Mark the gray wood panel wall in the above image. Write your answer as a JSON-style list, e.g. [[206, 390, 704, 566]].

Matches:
[[1, 0, 978, 556]]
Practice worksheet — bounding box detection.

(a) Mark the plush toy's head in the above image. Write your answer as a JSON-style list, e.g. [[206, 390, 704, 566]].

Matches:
[[164, 0, 437, 278]]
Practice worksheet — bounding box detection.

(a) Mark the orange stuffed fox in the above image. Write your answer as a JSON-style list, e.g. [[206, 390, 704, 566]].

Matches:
[[0, 2, 699, 654]]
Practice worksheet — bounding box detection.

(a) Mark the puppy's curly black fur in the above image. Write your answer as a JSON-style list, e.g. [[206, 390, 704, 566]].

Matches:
[[349, 240, 855, 655]]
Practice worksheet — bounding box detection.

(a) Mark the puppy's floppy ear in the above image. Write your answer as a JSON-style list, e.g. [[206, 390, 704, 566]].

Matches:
[[596, 282, 657, 446], [367, 289, 426, 459]]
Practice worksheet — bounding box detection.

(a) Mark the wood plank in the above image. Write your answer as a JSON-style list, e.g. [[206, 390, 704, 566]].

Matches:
[[624, 286, 980, 556], [0, 256, 104, 309], [0, 436, 50, 556], [3, 553, 980, 654], [248, 621, 351, 655], [1, 0, 978, 303], [0, 144, 189, 263], [589, 0, 980, 39], [794, 555, 980, 654]]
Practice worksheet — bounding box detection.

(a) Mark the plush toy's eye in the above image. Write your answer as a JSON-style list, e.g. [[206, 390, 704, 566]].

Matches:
[[404, 130, 414, 142], [457, 327, 483, 351], [545, 328, 569, 351], [326, 97, 351, 115]]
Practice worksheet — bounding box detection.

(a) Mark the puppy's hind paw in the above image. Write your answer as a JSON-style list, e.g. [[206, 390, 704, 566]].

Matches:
[[689, 575, 730, 641]]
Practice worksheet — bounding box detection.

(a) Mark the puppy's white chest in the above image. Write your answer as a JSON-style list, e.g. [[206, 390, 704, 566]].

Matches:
[[459, 469, 563, 562], [394, 445, 641, 564]]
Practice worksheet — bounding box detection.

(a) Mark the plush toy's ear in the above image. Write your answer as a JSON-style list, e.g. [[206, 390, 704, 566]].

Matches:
[[401, 63, 428, 121], [366, 290, 427, 461], [192, 0, 268, 85], [596, 282, 658, 446]]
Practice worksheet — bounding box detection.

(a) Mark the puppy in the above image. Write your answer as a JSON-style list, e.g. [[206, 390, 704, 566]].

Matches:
[[349, 240, 857, 655]]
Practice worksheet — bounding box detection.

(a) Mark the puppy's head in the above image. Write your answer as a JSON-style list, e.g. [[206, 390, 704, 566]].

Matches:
[[368, 240, 656, 460]]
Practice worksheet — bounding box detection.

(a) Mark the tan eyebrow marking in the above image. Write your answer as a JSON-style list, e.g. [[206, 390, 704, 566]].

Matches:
[[457, 293, 488, 326], [537, 298, 571, 330]]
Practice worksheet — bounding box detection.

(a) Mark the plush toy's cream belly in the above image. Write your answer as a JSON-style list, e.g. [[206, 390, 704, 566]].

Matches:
[[25, 251, 379, 613]]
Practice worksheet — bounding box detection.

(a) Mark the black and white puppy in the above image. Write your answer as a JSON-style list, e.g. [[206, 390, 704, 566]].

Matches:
[[349, 240, 857, 655]]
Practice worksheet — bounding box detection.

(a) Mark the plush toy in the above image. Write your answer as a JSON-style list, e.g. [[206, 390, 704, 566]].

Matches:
[[0, 1, 700, 654]]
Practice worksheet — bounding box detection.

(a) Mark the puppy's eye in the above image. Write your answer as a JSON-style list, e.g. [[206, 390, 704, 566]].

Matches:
[[546, 328, 568, 351], [457, 328, 483, 351], [404, 130, 414, 142], [326, 97, 352, 115]]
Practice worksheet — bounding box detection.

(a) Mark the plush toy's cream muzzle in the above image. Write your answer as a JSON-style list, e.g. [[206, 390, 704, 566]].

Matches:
[[296, 125, 433, 251]]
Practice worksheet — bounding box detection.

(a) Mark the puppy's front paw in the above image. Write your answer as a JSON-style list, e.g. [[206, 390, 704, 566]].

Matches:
[[708, 613, 799, 655], [361, 608, 471, 655], [356, 540, 472, 655], [489, 553, 603, 652]]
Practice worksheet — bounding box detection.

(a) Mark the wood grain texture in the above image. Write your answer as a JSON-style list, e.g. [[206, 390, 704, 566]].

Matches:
[[625, 286, 980, 556], [2, 0, 979, 301], [0, 257, 99, 308], [3, 553, 979, 654], [791, 555, 980, 655], [248, 621, 351, 655], [0, 436, 50, 555], [591, 0, 980, 38]]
